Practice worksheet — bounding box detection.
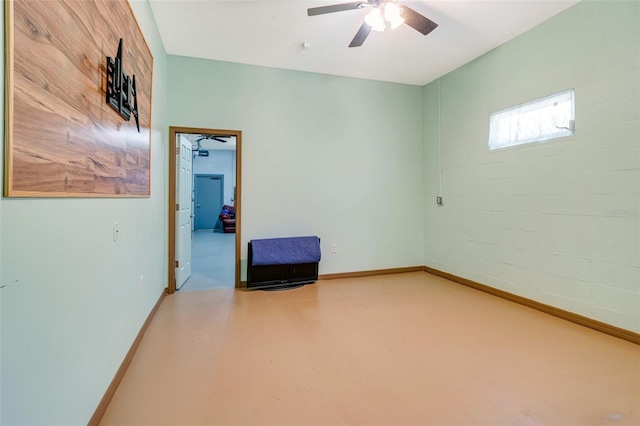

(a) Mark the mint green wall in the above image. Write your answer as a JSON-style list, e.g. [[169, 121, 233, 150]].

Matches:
[[168, 57, 425, 277], [423, 0, 640, 332], [0, 1, 168, 424]]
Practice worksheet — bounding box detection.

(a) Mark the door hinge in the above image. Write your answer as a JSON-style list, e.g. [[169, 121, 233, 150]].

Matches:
[[175, 260, 179, 268], [175, 147, 180, 155], [175, 203, 179, 211]]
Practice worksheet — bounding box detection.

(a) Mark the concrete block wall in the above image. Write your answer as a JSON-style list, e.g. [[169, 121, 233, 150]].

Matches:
[[423, 0, 640, 332]]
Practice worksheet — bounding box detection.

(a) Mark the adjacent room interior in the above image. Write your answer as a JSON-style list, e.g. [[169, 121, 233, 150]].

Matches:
[[0, 0, 638, 425], [175, 131, 238, 292]]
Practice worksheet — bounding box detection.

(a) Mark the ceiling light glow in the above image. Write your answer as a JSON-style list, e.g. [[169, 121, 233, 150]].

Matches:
[[365, 7, 385, 31], [365, 2, 405, 32], [384, 3, 404, 29]]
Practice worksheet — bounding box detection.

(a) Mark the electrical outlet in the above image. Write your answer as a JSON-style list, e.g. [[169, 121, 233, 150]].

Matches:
[[113, 222, 119, 241], [139, 275, 144, 291], [331, 243, 337, 253], [436, 196, 443, 206]]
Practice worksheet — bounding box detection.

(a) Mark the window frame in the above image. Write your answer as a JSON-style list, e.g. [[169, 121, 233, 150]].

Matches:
[[488, 89, 575, 151]]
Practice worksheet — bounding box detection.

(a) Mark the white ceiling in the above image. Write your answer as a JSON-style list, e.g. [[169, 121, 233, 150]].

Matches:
[[149, 0, 580, 86]]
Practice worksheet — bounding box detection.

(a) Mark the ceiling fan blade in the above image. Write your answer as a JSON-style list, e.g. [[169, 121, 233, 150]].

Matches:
[[308, 1, 365, 16], [349, 22, 372, 47], [400, 6, 438, 35], [212, 137, 228, 143]]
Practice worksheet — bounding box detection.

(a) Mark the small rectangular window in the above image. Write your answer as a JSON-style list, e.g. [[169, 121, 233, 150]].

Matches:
[[488, 89, 575, 150]]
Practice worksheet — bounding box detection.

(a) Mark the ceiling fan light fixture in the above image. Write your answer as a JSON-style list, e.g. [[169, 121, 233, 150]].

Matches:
[[365, 2, 404, 32], [364, 7, 385, 32], [388, 14, 404, 30], [384, 2, 405, 29], [307, 0, 437, 47]]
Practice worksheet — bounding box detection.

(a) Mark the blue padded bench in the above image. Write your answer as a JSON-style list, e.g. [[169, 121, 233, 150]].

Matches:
[[247, 236, 321, 290]]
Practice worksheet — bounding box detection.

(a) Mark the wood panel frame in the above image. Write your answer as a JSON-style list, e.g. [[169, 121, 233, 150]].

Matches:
[[168, 127, 242, 294], [4, 0, 153, 197]]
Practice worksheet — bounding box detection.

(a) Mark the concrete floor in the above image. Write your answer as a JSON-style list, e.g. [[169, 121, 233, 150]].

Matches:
[[179, 230, 235, 292], [100, 272, 640, 425]]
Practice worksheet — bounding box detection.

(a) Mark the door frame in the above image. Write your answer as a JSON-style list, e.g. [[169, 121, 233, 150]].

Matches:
[[193, 173, 224, 231], [168, 126, 242, 293]]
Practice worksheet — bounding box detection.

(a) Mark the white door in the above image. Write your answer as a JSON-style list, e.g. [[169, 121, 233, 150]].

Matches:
[[176, 135, 193, 289]]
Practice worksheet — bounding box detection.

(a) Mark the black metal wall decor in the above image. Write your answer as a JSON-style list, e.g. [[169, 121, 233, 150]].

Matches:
[[106, 38, 140, 132]]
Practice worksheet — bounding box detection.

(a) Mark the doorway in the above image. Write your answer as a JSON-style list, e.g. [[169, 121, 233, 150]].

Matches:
[[168, 127, 242, 294]]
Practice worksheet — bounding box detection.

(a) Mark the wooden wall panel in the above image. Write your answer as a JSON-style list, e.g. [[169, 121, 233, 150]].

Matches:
[[4, 0, 153, 197]]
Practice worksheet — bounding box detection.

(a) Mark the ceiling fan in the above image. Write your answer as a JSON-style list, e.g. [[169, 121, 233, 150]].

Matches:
[[192, 134, 231, 155], [307, 0, 438, 48], [196, 134, 229, 143]]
